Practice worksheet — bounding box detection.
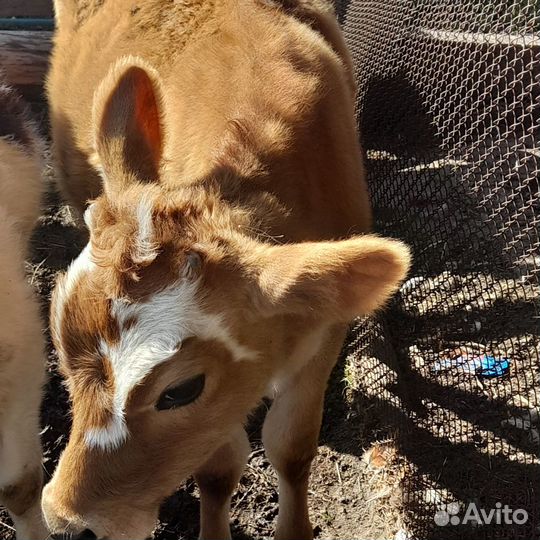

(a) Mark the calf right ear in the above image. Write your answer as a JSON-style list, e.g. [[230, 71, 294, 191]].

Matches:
[[92, 58, 166, 197], [247, 235, 411, 321]]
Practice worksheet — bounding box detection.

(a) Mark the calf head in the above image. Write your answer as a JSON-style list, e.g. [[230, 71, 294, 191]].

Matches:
[[42, 59, 411, 539]]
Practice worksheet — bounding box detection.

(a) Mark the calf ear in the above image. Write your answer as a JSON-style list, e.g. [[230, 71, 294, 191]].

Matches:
[[92, 58, 165, 196], [251, 235, 411, 321]]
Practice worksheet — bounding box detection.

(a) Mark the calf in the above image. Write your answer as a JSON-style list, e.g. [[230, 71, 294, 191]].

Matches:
[[43, 1, 411, 539], [0, 85, 47, 539]]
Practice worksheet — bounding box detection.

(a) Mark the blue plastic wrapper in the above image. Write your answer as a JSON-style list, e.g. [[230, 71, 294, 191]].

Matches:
[[432, 354, 510, 378]]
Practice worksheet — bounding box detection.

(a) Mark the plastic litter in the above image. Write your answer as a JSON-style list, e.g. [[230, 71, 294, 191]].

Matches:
[[432, 354, 510, 377]]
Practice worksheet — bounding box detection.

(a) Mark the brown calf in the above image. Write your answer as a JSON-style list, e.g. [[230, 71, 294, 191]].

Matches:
[[0, 84, 47, 539], [43, 1, 411, 539]]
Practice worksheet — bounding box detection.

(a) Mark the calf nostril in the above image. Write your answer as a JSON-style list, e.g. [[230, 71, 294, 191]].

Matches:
[[50, 528, 98, 540], [50, 531, 98, 540], [74, 529, 98, 540]]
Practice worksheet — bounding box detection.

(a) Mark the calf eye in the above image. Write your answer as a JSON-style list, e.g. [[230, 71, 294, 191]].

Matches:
[[156, 374, 205, 410]]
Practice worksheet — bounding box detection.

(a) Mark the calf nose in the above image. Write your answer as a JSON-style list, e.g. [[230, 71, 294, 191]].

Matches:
[[41, 482, 88, 537]]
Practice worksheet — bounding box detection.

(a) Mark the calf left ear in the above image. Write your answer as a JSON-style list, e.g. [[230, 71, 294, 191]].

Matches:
[[92, 57, 165, 195], [251, 235, 411, 321]]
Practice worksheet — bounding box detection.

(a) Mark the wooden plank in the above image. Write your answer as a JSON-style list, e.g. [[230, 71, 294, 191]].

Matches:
[[0, 31, 52, 86], [0, 0, 53, 18]]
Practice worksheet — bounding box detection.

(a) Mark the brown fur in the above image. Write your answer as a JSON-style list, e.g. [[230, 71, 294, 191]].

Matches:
[[44, 2, 411, 539], [47, 0, 370, 233]]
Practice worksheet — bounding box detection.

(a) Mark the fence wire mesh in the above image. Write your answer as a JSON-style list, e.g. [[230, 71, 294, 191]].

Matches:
[[336, 1, 539, 538]]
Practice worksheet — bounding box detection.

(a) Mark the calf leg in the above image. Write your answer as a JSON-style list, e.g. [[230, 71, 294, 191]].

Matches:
[[1, 467, 45, 540], [0, 412, 46, 540], [194, 426, 250, 540], [262, 324, 347, 540]]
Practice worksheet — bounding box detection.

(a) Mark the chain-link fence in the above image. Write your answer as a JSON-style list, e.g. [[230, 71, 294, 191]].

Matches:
[[336, 1, 539, 538]]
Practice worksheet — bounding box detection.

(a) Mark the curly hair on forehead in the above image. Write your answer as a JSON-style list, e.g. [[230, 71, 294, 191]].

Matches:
[[85, 183, 254, 280], [84, 202, 198, 301]]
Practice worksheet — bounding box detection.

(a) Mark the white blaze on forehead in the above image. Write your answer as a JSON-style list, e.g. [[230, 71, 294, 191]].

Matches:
[[199, 312, 259, 362], [59, 243, 96, 298], [132, 197, 159, 264], [91, 281, 197, 450], [84, 415, 129, 451], [52, 243, 96, 349], [85, 280, 258, 451]]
